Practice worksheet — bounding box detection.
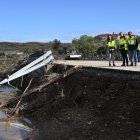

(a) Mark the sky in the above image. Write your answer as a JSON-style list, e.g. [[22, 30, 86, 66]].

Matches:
[[0, 0, 140, 42]]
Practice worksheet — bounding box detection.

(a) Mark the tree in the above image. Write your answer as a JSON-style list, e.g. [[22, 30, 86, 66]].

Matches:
[[24, 47, 34, 55], [52, 39, 61, 50], [58, 47, 65, 55], [71, 35, 98, 55]]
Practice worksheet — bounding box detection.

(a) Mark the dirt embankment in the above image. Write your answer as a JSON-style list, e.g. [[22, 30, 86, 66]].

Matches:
[[0, 63, 15, 75], [0, 60, 24, 77], [17, 68, 140, 140]]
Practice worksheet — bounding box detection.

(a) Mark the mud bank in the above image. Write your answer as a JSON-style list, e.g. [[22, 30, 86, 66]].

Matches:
[[14, 67, 140, 140]]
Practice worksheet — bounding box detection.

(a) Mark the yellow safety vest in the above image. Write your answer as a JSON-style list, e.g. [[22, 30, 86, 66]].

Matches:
[[138, 44, 140, 50], [106, 40, 117, 49], [119, 37, 128, 50], [128, 35, 137, 45]]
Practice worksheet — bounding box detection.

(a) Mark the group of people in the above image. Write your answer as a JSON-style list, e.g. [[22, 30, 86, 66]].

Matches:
[[106, 32, 140, 66]]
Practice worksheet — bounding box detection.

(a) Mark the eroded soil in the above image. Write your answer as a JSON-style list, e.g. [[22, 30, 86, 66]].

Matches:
[[19, 68, 140, 140]]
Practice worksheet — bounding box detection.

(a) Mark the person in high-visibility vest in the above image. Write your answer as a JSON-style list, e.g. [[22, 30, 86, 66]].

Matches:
[[118, 32, 128, 66], [137, 43, 140, 62], [127, 32, 138, 66], [106, 35, 117, 66]]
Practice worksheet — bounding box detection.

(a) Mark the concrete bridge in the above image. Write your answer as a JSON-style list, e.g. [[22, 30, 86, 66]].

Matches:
[[54, 60, 140, 72]]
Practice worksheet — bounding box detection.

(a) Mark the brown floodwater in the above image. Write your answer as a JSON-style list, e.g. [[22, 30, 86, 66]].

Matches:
[[0, 85, 33, 140], [0, 110, 32, 140]]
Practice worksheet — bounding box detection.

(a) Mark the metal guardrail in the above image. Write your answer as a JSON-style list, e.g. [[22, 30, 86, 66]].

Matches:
[[0, 50, 54, 85]]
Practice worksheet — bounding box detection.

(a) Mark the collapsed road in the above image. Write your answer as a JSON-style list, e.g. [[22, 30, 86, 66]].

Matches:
[[0, 51, 140, 140], [0, 64, 139, 140]]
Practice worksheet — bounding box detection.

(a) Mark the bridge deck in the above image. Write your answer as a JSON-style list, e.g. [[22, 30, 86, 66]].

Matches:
[[54, 60, 140, 72]]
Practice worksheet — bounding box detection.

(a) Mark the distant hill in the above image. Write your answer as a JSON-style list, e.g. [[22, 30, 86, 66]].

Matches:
[[0, 42, 50, 52], [0, 42, 70, 53], [0, 34, 139, 53]]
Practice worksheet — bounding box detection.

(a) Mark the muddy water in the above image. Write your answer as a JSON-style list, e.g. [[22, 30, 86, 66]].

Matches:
[[0, 86, 16, 92], [0, 85, 32, 140], [0, 111, 32, 140], [0, 86, 18, 107]]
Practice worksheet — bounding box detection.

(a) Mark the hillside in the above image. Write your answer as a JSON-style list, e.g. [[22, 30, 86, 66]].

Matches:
[[0, 42, 70, 52], [0, 34, 116, 52], [0, 34, 139, 53]]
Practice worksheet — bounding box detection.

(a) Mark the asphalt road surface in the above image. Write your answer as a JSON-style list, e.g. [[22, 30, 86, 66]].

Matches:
[[54, 60, 140, 72]]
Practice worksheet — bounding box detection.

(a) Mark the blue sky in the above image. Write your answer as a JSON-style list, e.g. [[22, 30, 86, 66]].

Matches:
[[0, 0, 140, 42]]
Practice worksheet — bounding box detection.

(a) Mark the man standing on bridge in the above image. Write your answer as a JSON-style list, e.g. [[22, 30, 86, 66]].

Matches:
[[127, 32, 138, 66], [118, 32, 128, 66]]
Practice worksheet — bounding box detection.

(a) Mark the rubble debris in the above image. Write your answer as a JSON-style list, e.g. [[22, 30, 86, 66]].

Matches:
[[1, 64, 140, 140], [20, 68, 140, 140]]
